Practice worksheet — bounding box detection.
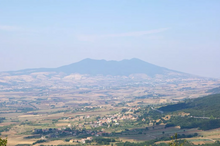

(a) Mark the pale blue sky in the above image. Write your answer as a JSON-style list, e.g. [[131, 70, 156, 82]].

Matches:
[[0, 0, 220, 78]]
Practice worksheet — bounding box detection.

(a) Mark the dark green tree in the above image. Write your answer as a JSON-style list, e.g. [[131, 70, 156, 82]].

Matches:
[[0, 137, 7, 146]]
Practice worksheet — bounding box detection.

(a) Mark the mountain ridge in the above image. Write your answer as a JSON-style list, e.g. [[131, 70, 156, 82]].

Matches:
[[2, 58, 186, 77]]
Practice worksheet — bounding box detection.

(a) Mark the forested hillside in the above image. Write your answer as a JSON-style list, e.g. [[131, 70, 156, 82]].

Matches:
[[206, 86, 220, 94], [159, 94, 220, 117]]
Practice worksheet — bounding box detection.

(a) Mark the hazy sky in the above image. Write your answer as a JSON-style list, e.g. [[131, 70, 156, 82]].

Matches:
[[0, 0, 220, 78]]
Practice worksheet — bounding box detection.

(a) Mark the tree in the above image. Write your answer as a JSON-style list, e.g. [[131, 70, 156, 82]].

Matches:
[[0, 137, 7, 146], [210, 115, 215, 119], [169, 133, 186, 146]]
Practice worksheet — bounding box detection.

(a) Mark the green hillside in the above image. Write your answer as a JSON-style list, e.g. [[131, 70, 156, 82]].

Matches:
[[157, 94, 220, 131], [206, 86, 220, 94], [159, 94, 220, 117]]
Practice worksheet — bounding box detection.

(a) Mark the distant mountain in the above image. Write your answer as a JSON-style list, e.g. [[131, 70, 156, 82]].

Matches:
[[4, 58, 186, 77], [0, 58, 217, 92]]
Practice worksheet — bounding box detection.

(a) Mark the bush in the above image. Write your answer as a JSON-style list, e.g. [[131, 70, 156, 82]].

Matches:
[[32, 140, 46, 145]]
